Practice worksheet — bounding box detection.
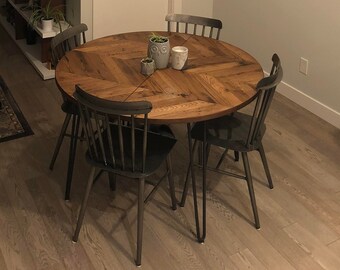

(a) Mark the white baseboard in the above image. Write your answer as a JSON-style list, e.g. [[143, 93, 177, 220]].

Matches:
[[265, 72, 340, 129]]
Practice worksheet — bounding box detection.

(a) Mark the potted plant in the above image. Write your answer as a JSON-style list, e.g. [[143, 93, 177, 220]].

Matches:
[[140, 57, 155, 76], [29, 0, 65, 32], [148, 32, 170, 69]]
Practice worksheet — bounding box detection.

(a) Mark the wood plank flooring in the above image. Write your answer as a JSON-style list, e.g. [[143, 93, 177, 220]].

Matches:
[[1, 25, 340, 269]]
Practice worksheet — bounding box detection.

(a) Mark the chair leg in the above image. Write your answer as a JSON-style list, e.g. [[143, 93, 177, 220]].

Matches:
[[180, 139, 198, 207], [258, 144, 274, 189], [166, 155, 177, 210], [79, 127, 85, 141], [241, 152, 260, 229], [65, 115, 80, 201], [216, 149, 228, 169], [198, 142, 203, 166], [136, 178, 145, 266], [234, 151, 239, 162], [49, 113, 72, 170], [206, 143, 211, 163], [108, 172, 117, 191], [199, 125, 208, 242], [72, 167, 96, 242]]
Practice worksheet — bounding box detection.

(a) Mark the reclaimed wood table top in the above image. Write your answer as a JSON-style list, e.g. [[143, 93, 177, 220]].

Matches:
[[56, 31, 263, 124]]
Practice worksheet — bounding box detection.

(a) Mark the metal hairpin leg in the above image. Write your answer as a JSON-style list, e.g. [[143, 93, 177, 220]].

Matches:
[[180, 139, 198, 207], [201, 121, 207, 242], [181, 123, 207, 243]]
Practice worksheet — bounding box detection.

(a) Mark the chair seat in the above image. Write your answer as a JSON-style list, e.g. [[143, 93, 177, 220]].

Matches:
[[86, 124, 177, 177], [61, 100, 79, 115], [191, 112, 266, 152], [149, 124, 174, 137]]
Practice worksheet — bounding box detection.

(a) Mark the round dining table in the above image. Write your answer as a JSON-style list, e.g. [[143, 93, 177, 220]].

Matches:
[[55, 31, 264, 242], [56, 31, 263, 124]]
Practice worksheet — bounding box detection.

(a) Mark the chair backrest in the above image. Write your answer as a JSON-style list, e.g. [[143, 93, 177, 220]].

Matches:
[[246, 53, 283, 147], [165, 13, 222, 39], [73, 85, 153, 174], [50, 23, 88, 67]]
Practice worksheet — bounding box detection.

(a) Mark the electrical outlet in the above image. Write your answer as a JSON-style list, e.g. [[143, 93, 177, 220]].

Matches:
[[299, 58, 309, 75]]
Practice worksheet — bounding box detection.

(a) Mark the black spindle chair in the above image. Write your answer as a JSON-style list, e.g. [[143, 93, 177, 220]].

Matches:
[[165, 13, 222, 39], [180, 54, 283, 240], [49, 23, 88, 200], [72, 85, 177, 266]]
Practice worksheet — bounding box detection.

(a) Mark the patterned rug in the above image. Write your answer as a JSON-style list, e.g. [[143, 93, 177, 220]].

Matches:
[[0, 76, 33, 143]]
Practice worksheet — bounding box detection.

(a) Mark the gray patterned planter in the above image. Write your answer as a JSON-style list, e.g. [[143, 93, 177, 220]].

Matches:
[[148, 36, 170, 69], [140, 58, 155, 76]]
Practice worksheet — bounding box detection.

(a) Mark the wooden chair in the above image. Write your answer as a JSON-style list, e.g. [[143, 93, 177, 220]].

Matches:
[[165, 13, 222, 39], [180, 54, 283, 240], [49, 23, 88, 200], [166, 13, 225, 170], [50, 23, 88, 66], [72, 85, 177, 266]]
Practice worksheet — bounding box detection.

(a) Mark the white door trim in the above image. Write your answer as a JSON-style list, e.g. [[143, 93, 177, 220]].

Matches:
[[168, 0, 174, 13]]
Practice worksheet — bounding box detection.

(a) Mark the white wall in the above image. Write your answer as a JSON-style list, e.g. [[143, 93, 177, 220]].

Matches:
[[212, 0, 340, 128], [171, 0, 183, 14], [93, 0, 169, 38], [80, 1, 93, 40], [181, 0, 213, 18]]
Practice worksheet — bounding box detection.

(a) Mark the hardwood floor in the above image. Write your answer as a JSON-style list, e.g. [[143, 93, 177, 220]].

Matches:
[[1, 25, 340, 269]]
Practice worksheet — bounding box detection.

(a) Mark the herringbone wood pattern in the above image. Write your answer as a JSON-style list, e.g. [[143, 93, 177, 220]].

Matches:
[[56, 32, 262, 124]]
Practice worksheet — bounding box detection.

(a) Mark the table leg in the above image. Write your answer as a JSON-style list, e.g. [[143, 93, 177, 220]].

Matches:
[[183, 122, 207, 243], [201, 121, 207, 241]]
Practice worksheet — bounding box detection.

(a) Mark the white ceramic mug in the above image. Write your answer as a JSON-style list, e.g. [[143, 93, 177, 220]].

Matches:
[[171, 46, 188, 70]]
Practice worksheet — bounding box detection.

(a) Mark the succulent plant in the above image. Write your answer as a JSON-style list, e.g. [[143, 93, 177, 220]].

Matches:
[[149, 32, 168, 43], [29, 0, 65, 32]]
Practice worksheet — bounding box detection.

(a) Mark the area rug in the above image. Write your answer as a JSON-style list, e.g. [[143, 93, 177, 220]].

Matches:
[[0, 76, 33, 143]]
